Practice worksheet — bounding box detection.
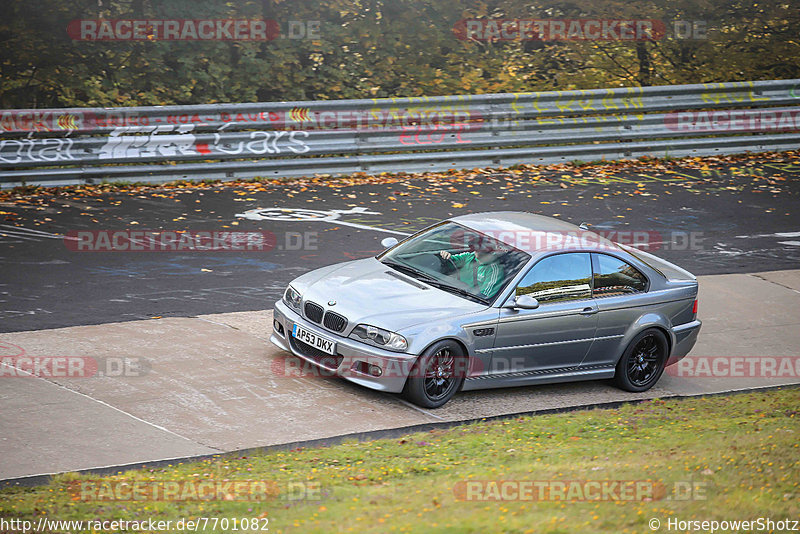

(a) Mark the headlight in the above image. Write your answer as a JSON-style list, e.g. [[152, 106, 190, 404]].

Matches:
[[283, 286, 302, 311], [349, 324, 408, 352]]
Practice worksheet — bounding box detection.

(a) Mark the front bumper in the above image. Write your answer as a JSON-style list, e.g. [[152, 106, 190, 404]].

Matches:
[[271, 299, 417, 393], [667, 319, 702, 366]]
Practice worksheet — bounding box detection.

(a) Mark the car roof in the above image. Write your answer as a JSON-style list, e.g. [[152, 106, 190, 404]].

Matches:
[[449, 211, 622, 254]]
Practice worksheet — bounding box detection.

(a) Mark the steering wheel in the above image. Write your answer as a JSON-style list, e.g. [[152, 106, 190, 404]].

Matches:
[[436, 252, 459, 276]]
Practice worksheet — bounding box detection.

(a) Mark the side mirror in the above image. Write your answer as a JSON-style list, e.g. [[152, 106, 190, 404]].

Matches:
[[506, 294, 540, 310], [381, 237, 399, 249]]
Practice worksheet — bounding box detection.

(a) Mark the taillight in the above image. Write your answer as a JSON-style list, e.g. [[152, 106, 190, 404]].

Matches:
[[692, 299, 698, 316]]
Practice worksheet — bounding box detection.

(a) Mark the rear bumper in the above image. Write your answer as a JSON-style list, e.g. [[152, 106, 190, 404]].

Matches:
[[271, 300, 416, 393], [667, 319, 701, 366]]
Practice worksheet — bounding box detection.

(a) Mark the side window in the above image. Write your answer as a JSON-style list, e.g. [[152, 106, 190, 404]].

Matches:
[[593, 254, 647, 297], [515, 253, 592, 304]]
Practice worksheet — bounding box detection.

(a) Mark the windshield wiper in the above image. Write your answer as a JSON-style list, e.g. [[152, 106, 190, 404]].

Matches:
[[382, 260, 437, 282], [423, 280, 489, 305], [383, 260, 488, 304]]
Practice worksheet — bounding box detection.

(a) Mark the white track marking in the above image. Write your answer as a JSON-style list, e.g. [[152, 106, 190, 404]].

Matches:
[[0, 224, 80, 241], [236, 207, 411, 236], [393, 397, 445, 420], [0, 359, 213, 448], [735, 230, 800, 239]]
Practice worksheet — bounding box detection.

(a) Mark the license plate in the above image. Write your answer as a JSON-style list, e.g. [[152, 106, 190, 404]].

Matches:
[[292, 324, 337, 355]]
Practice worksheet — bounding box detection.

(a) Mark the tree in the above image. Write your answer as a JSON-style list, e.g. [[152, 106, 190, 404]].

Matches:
[[1, 0, 798, 109]]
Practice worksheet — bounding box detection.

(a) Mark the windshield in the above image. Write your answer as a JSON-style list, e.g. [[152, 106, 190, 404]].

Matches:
[[378, 222, 530, 304]]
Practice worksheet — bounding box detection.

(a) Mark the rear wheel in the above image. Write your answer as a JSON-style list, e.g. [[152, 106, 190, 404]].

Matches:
[[403, 340, 465, 408], [614, 328, 668, 392]]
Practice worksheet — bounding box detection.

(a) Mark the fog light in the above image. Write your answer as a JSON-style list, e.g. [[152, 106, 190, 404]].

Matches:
[[352, 361, 383, 377], [273, 319, 285, 336]]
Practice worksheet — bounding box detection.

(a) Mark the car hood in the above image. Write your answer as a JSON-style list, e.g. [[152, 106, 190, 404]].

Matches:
[[291, 257, 486, 332]]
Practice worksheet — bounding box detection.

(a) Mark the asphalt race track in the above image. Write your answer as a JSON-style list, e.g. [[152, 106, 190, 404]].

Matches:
[[1, 155, 799, 332], [1, 153, 799, 481]]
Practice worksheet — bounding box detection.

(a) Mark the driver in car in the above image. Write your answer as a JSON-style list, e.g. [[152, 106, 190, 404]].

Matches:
[[439, 243, 505, 299]]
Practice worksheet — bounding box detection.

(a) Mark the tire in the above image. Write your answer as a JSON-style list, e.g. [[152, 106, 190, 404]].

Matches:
[[613, 328, 669, 392], [402, 339, 465, 408]]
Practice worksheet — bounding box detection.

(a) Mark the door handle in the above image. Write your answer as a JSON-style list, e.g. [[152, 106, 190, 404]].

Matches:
[[579, 307, 597, 316]]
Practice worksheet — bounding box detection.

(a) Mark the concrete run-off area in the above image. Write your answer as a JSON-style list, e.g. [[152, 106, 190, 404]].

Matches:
[[1, 270, 799, 481]]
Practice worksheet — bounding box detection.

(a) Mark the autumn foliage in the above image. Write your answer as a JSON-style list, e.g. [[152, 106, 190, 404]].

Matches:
[[1, 0, 799, 109]]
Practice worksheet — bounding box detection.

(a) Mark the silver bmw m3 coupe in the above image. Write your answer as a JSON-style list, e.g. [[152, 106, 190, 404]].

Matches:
[[270, 212, 701, 408]]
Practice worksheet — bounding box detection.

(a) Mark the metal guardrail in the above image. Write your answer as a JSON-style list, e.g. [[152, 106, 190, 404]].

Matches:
[[1, 79, 799, 187]]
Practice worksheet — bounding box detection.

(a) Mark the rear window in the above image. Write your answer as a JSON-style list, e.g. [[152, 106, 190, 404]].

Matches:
[[593, 254, 648, 297], [617, 244, 694, 281]]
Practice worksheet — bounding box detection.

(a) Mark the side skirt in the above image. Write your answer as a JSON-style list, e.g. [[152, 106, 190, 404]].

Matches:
[[461, 365, 616, 391]]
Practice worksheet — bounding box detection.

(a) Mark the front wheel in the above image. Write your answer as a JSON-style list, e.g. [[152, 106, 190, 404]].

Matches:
[[614, 328, 668, 392], [402, 340, 465, 408]]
